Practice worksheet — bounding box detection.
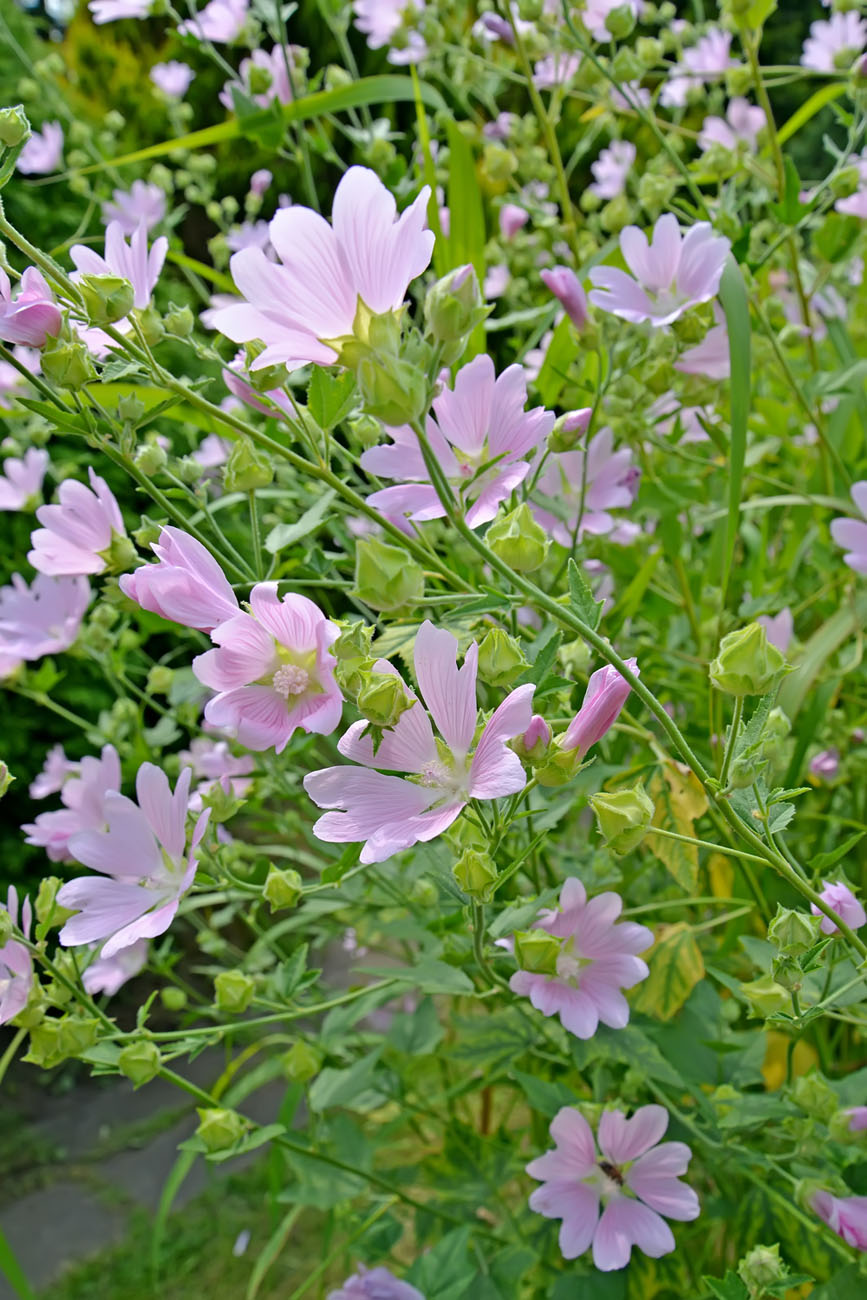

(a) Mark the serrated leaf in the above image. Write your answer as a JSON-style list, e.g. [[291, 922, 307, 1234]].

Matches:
[[408, 1227, 474, 1300], [387, 997, 443, 1056], [767, 803, 796, 835], [646, 762, 708, 892], [567, 558, 604, 630], [308, 368, 358, 430], [701, 1273, 748, 1300], [265, 489, 337, 553], [571, 1023, 683, 1087], [512, 1069, 575, 1116], [100, 357, 148, 383], [308, 1050, 384, 1112], [632, 923, 705, 1021], [359, 956, 474, 995]]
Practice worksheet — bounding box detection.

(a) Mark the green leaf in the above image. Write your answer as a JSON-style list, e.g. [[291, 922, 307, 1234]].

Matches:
[[361, 956, 475, 995], [770, 157, 807, 226], [571, 1023, 683, 1088], [447, 1009, 536, 1070], [387, 997, 444, 1055], [567, 558, 604, 631], [814, 832, 866, 872], [632, 923, 705, 1021], [512, 1069, 576, 1116], [150, 1148, 199, 1283], [245, 1205, 302, 1300], [535, 315, 579, 407], [320, 841, 362, 884], [265, 489, 337, 553], [446, 120, 486, 357], [778, 594, 867, 720], [0, 1225, 36, 1300], [308, 1050, 384, 1112], [701, 1273, 748, 1300], [646, 762, 708, 893], [408, 1227, 475, 1300], [778, 82, 847, 146], [308, 367, 358, 430], [717, 254, 751, 600]]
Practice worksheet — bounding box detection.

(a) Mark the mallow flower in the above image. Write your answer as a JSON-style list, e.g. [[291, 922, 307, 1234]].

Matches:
[[352, 0, 428, 65], [588, 215, 730, 328], [583, 0, 644, 42], [57, 764, 210, 958], [660, 30, 736, 107], [540, 267, 589, 332], [192, 584, 342, 752], [211, 166, 433, 372], [120, 526, 240, 632], [674, 305, 730, 380], [327, 1266, 424, 1300], [23, 744, 121, 863], [810, 1189, 867, 1250], [802, 12, 867, 73], [510, 877, 651, 1038], [811, 880, 866, 936], [82, 939, 149, 997], [304, 621, 534, 864], [70, 221, 167, 313], [589, 141, 635, 200], [360, 354, 554, 529], [150, 61, 195, 97], [101, 181, 166, 236], [563, 662, 638, 757], [531, 429, 639, 544], [16, 121, 63, 175], [527, 1104, 700, 1270], [0, 887, 33, 1026], [830, 481, 867, 573], [219, 46, 299, 111], [757, 608, 793, 654], [177, 0, 249, 42], [88, 0, 151, 21], [0, 572, 89, 664], [29, 468, 129, 576], [0, 268, 63, 348], [31, 744, 78, 799], [0, 448, 49, 512], [698, 98, 765, 153]]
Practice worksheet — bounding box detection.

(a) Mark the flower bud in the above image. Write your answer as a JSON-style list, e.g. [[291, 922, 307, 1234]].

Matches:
[[214, 969, 256, 1014], [263, 866, 303, 911], [0, 105, 30, 148], [346, 414, 383, 450], [281, 1040, 323, 1083], [453, 848, 498, 902], [161, 986, 188, 1011], [477, 628, 527, 689], [829, 1107, 867, 1143], [332, 619, 375, 662], [99, 532, 138, 576], [354, 537, 425, 611], [771, 953, 802, 992], [164, 302, 195, 337], [223, 436, 273, 492], [410, 877, 438, 906], [590, 784, 655, 854], [514, 930, 560, 975], [709, 1084, 741, 1119], [709, 623, 788, 697], [635, 36, 663, 66], [548, 408, 592, 453], [356, 353, 428, 426], [34, 875, 74, 928], [792, 1071, 838, 1122], [606, 4, 637, 39], [134, 442, 168, 476], [767, 905, 821, 956], [487, 504, 549, 573], [540, 267, 589, 333], [40, 337, 95, 390], [146, 665, 174, 695], [77, 274, 135, 327], [740, 973, 790, 1018], [425, 264, 489, 349], [737, 1244, 786, 1297], [118, 1039, 162, 1087], [534, 744, 585, 788], [513, 714, 552, 765], [0, 761, 12, 799], [196, 1106, 247, 1152], [24, 1016, 99, 1068], [133, 516, 167, 548], [356, 669, 414, 728]]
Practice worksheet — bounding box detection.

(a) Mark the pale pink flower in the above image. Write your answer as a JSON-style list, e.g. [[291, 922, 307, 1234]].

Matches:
[[757, 608, 793, 654], [223, 350, 293, 416], [661, 30, 736, 107], [831, 481, 867, 573], [70, 221, 167, 313], [328, 1267, 424, 1300], [589, 215, 730, 327], [220, 46, 299, 111], [521, 714, 552, 757], [511, 877, 650, 1038], [212, 167, 433, 372], [583, 0, 643, 42], [563, 661, 638, 756], [0, 267, 63, 348], [531, 428, 639, 544], [610, 81, 651, 112], [29, 467, 127, 577], [533, 53, 581, 89], [352, 0, 428, 65], [193, 584, 342, 753], [500, 203, 529, 239], [361, 354, 554, 530], [0, 448, 49, 512], [0, 348, 40, 410], [810, 748, 839, 780], [178, 0, 249, 42], [101, 181, 166, 235], [484, 112, 517, 141], [698, 98, 765, 153], [540, 266, 589, 332], [0, 572, 89, 662], [89, 0, 151, 21], [150, 61, 195, 97], [31, 744, 78, 799], [483, 263, 510, 299], [16, 122, 63, 175], [194, 433, 232, 469], [589, 141, 635, 200], [846, 1107, 867, 1132], [120, 526, 240, 632], [528, 1104, 699, 1268], [23, 744, 122, 863], [178, 736, 255, 811], [304, 621, 534, 864], [226, 221, 273, 257], [810, 1190, 867, 1250], [675, 305, 729, 380], [250, 169, 273, 197], [0, 887, 33, 1025], [812, 880, 866, 935], [82, 938, 149, 996], [802, 12, 867, 73], [58, 764, 210, 957]]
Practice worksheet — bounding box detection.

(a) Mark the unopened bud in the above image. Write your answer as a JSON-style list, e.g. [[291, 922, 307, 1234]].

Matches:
[[514, 930, 560, 975], [0, 105, 30, 148], [196, 1106, 247, 1152], [514, 714, 552, 764], [41, 338, 95, 390], [487, 504, 549, 573], [164, 302, 195, 337], [767, 905, 821, 956], [738, 1243, 786, 1297], [161, 986, 187, 1011], [356, 670, 414, 728], [223, 436, 273, 492], [118, 1039, 162, 1087], [477, 628, 527, 689], [425, 264, 488, 350], [0, 761, 12, 799], [792, 1071, 838, 1121], [605, 3, 636, 39], [214, 969, 256, 1013], [356, 353, 427, 426], [453, 848, 498, 902], [354, 537, 424, 611], [710, 623, 788, 696], [263, 866, 303, 911], [590, 784, 655, 854], [134, 442, 168, 476], [332, 619, 375, 662], [549, 408, 592, 453], [78, 274, 135, 326], [34, 876, 74, 928], [281, 1040, 323, 1083], [740, 973, 790, 1018]]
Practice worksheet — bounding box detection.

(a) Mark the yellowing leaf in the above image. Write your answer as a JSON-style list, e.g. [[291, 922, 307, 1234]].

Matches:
[[761, 1031, 818, 1091], [646, 762, 709, 892], [708, 853, 734, 899], [632, 922, 705, 1022]]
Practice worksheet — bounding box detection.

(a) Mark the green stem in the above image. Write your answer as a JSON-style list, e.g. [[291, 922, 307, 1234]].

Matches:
[[719, 697, 744, 790], [249, 490, 263, 581]]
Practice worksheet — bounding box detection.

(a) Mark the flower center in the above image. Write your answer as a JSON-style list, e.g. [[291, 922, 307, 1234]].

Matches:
[[555, 938, 591, 984], [272, 664, 309, 698]]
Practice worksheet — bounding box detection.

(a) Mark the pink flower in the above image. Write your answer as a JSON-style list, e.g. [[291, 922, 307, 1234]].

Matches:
[[540, 266, 589, 332], [328, 1266, 424, 1300], [304, 621, 534, 864], [101, 181, 166, 235], [583, 0, 644, 42], [483, 264, 510, 299], [23, 744, 121, 863], [831, 481, 867, 573], [250, 169, 273, 197], [484, 112, 517, 141], [809, 748, 839, 780], [194, 433, 232, 469], [0, 267, 62, 348], [16, 122, 63, 175], [220, 46, 299, 111], [500, 203, 529, 239], [177, 0, 249, 42], [660, 30, 735, 107], [675, 305, 730, 380], [0, 348, 40, 410], [811, 880, 866, 935], [352, 0, 428, 65], [223, 350, 293, 416], [120, 526, 240, 631], [70, 221, 167, 313], [563, 661, 638, 757], [589, 215, 730, 327], [82, 938, 149, 996], [193, 583, 342, 753], [0, 572, 89, 662], [511, 877, 651, 1037], [212, 166, 433, 372], [810, 1190, 867, 1250], [533, 53, 581, 89], [30, 744, 78, 799], [846, 1107, 867, 1133], [802, 12, 867, 73], [698, 98, 765, 153], [178, 736, 255, 810], [29, 467, 127, 576], [150, 61, 195, 97], [0, 887, 33, 1025], [757, 608, 793, 654], [89, 0, 151, 20], [361, 354, 554, 530], [589, 141, 636, 200], [527, 1103, 699, 1269], [610, 81, 651, 112], [531, 428, 639, 544], [57, 764, 210, 957], [0, 448, 49, 511]]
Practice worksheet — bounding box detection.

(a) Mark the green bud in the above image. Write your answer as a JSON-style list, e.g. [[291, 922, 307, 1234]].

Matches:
[[118, 1039, 162, 1087], [0, 104, 30, 148], [332, 619, 375, 662], [559, 638, 592, 677], [24, 1016, 99, 1068], [77, 274, 135, 327], [710, 623, 788, 696], [99, 532, 138, 576], [600, 194, 631, 234], [425, 264, 489, 348], [738, 1244, 786, 1297], [263, 866, 303, 911], [637, 172, 677, 219], [134, 443, 168, 476], [132, 516, 166, 548], [34, 876, 74, 929], [740, 973, 790, 1018], [535, 743, 584, 789], [792, 1071, 838, 1122], [134, 305, 164, 347], [195, 1106, 247, 1152], [771, 953, 802, 992], [357, 670, 414, 728], [767, 905, 822, 956], [829, 1107, 867, 1144], [223, 436, 273, 492], [453, 848, 498, 902], [590, 784, 655, 854], [164, 302, 195, 337], [0, 761, 12, 799], [247, 63, 272, 94], [174, 455, 204, 485], [41, 338, 95, 390], [514, 929, 560, 975], [486, 504, 549, 573], [605, 3, 637, 39], [146, 665, 174, 695], [481, 141, 518, 184], [635, 36, 663, 65], [357, 353, 428, 426], [354, 537, 425, 611], [116, 393, 146, 425], [335, 654, 376, 702], [725, 64, 754, 97], [611, 46, 642, 83], [161, 986, 188, 1011], [281, 1040, 323, 1083], [410, 877, 438, 907], [214, 969, 256, 1013], [0, 908, 12, 945], [346, 414, 383, 450], [477, 629, 527, 689]]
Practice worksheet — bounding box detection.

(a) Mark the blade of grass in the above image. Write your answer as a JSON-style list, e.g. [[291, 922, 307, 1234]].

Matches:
[[718, 254, 752, 603], [0, 1225, 36, 1300], [446, 120, 487, 357], [777, 83, 847, 146]]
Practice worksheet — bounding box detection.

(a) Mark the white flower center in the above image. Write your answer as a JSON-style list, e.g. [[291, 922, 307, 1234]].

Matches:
[[556, 949, 584, 982], [272, 664, 309, 698]]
